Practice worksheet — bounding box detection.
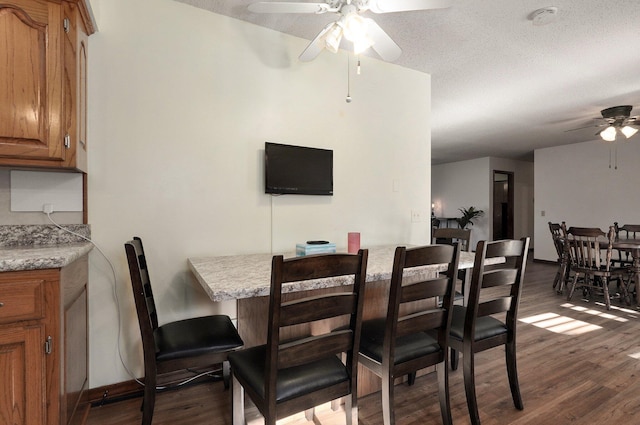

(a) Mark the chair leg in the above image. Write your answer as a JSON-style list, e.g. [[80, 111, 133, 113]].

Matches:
[[505, 340, 524, 410], [450, 347, 459, 371], [231, 375, 245, 425], [141, 374, 156, 425], [344, 393, 358, 425], [566, 273, 579, 301], [381, 370, 395, 425], [602, 277, 611, 310], [223, 360, 231, 390], [436, 361, 453, 425], [462, 347, 481, 425], [304, 408, 314, 421], [407, 371, 416, 386]]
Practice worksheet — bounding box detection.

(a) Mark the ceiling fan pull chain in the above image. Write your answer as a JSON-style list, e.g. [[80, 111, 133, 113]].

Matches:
[[346, 54, 352, 103]]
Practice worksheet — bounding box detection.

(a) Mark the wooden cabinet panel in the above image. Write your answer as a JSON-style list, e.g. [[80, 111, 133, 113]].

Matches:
[[0, 0, 93, 171], [0, 255, 89, 425], [0, 280, 44, 324], [0, 1, 64, 162], [0, 324, 45, 425]]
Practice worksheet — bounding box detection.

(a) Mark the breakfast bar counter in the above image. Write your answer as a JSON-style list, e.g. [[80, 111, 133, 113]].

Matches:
[[188, 245, 484, 302]]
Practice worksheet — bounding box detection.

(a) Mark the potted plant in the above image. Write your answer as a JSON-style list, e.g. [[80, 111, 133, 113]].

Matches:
[[456, 206, 484, 229]]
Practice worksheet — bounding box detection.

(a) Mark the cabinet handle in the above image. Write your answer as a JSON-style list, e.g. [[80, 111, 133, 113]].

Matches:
[[64, 134, 71, 149], [45, 336, 53, 355], [0, 302, 4, 307]]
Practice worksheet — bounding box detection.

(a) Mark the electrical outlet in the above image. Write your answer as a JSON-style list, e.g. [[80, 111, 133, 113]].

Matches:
[[43, 203, 54, 214], [411, 209, 425, 222]]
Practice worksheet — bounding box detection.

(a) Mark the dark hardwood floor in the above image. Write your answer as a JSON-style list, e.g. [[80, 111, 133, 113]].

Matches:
[[86, 259, 640, 425]]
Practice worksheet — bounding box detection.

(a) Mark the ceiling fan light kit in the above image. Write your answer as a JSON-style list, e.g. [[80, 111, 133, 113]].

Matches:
[[248, 0, 452, 61]]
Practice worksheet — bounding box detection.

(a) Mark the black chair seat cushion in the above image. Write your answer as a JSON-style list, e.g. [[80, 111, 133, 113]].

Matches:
[[449, 305, 507, 342], [154, 315, 243, 362], [228, 345, 348, 403], [359, 318, 441, 365]]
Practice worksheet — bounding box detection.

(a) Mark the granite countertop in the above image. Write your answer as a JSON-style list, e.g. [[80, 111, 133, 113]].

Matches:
[[0, 225, 93, 272], [189, 246, 487, 302]]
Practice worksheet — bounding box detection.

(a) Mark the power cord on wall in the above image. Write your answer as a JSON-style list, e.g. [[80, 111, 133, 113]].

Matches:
[[45, 211, 219, 390]]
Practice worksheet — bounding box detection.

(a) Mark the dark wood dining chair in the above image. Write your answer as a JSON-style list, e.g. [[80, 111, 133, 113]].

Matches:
[[613, 222, 640, 267], [449, 237, 530, 425], [561, 225, 630, 310], [359, 244, 460, 425], [548, 221, 570, 293], [228, 250, 368, 425], [125, 237, 244, 425], [433, 227, 471, 302], [432, 227, 471, 252]]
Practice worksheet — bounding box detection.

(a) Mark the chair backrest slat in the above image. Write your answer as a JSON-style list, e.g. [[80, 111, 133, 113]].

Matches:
[[278, 331, 353, 369], [400, 277, 449, 303], [481, 269, 519, 288], [280, 293, 356, 327], [478, 296, 513, 317], [396, 310, 446, 337]]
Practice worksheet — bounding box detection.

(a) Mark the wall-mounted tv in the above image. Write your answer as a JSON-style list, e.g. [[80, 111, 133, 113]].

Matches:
[[265, 142, 333, 195]]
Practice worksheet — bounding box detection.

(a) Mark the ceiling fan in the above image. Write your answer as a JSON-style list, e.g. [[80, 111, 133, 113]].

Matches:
[[248, 0, 452, 62], [568, 105, 639, 142]]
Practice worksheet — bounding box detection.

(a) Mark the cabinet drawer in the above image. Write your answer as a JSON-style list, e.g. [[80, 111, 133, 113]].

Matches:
[[0, 280, 44, 323]]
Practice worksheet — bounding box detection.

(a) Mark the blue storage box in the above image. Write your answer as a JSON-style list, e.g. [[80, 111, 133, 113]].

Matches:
[[296, 242, 337, 256]]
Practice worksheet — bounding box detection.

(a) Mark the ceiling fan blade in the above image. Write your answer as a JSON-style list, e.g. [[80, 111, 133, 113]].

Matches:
[[365, 19, 402, 61], [299, 22, 336, 62], [248, 2, 331, 14], [368, 0, 452, 13]]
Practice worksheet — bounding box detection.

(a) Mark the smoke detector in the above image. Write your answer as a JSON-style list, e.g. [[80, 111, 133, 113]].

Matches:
[[530, 7, 558, 26]]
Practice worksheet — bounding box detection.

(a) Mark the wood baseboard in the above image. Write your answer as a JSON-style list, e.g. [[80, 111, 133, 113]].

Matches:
[[87, 366, 225, 406], [533, 258, 557, 265]]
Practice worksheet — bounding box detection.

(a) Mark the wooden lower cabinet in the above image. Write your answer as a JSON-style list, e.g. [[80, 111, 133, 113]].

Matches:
[[0, 255, 88, 425]]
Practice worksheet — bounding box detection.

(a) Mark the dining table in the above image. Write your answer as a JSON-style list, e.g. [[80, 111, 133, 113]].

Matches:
[[188, 244, 503, 396]]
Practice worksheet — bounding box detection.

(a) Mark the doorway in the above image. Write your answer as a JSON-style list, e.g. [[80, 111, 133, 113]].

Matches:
[[493, 171, 514, 240]]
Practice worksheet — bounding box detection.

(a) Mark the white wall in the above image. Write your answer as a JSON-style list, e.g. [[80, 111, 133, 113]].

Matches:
[[534, 139, 640, 262], [87, 0, 432, 387], [431, 157, 534, 249], [431, 158, 491, 248]]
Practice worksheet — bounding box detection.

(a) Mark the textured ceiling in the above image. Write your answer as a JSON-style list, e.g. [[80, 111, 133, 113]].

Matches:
[[173, 0, 640, 164]]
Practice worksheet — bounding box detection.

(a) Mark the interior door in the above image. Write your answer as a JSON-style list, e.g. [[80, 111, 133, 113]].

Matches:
[[493, 171, 514, 240]]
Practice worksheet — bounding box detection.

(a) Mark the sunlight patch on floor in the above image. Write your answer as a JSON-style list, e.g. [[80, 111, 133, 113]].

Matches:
[[519, 312, 602, 335], [560, 302, 635, 322]]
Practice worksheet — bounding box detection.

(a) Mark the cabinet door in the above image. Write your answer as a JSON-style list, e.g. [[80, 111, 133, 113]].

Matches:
[[62, 1, 89, 172], [0, 1, 65, 162], [0, 324, 46, 425]]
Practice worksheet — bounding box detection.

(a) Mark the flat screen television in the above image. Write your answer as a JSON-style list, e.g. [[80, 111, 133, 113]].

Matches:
[[264, 142, 333, 195]]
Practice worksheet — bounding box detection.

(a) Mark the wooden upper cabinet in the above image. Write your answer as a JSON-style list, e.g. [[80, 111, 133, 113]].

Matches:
[[0, 0, 95, 171]]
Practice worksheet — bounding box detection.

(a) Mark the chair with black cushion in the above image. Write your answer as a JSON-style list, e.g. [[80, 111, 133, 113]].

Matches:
[[562, 225, 630, 310], [433, 227, 471, 302], [228, 250, 368, 425], [548, 221, 570, 293], [449, 237, 530, 425], [125, 237, 244, 425], [359, 244, 460, 425]]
